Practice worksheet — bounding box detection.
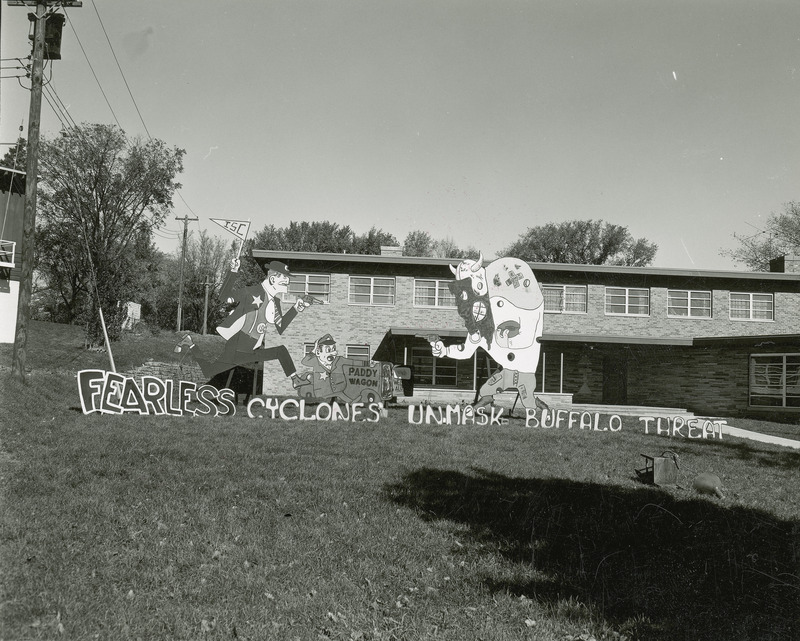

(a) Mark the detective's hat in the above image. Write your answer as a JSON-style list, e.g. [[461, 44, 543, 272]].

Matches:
[[267, 260, 292, 276]]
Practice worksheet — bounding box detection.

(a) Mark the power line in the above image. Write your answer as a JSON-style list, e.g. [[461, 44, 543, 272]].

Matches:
[[45, 81, 78, 128], [84, 1, 203, 221], [43, 84, 77, 131], [153, 230, 182, 241], [62, 7, 122, 129], [86, 2, 203, 226], [87, 0, 151, 139], [14, 4, 202, 244], [81, 2, 201, 224], [42, 86, 69, 129]]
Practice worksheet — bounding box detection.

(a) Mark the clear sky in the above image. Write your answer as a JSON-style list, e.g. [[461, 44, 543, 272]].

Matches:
[[1, 0, 799, 270]]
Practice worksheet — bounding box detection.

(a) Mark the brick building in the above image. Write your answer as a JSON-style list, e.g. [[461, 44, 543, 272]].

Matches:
[[250, 247, 800, 417]]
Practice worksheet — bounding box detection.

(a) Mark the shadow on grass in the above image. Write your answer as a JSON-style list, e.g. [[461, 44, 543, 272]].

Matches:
[[384, 467, 799, 641]]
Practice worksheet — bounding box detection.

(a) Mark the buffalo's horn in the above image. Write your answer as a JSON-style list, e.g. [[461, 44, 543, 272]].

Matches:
[[470, 252, 484, 272], [450, 264, 458, 275]]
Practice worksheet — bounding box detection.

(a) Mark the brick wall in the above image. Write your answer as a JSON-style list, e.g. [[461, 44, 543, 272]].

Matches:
[[263, 273, 466, 396], [126, 359, 206, 385], [541, 342, 800, 417]]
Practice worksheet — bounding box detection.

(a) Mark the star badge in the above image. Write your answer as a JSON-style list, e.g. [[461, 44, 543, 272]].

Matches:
[[319, 371, 329, 380], [251, 294, 263, 307]]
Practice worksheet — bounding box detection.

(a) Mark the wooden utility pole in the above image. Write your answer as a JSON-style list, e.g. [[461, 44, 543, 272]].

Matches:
[[201, 275, 212, 335], [7, 1, 79, 382], [175, 214, 198, 332], [10, 2, 47, 381], [8, 1, 81, 382]]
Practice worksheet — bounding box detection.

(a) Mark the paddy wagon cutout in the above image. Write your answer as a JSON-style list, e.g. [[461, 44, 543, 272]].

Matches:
[[296, 333, 411, 405]]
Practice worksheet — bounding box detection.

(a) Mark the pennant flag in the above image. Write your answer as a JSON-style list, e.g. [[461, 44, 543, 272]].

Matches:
[[209, 218, 250, 241]]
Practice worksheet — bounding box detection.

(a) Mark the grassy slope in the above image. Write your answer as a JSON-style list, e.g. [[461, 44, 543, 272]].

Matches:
[[0, 320, 225, 373], [0, 322, 798, 640]]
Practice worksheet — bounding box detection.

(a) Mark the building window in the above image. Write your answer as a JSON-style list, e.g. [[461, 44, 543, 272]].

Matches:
[[543, 285, 587, 313], [668, 290, 712, 318], [348, 276, 395, 306], [750, 354, 800, 407], [411, 346, 486, 390], [730, 292, 774, 321], [414, 279, 456, 308], [605, 287, 650, 316], [0, 240, 15, 268], [346, 344, 371, 359], [288, 273, 330, 303], [303, 342, 316, 356]]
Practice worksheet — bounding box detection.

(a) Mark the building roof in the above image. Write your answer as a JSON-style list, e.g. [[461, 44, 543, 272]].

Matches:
[[387, 327, 697, 347], [252, 248, 799, 282], [542, 333, 694, 347], [693, 334, 800, 347], [383, 328, 800, 349], [387, 326, 468, 339]]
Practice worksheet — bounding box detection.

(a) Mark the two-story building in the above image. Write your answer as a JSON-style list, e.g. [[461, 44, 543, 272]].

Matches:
[[249, 247, 800, 417]]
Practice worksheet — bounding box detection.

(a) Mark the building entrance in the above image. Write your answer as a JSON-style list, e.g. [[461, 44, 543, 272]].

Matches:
[[602, 354, 627, 404]]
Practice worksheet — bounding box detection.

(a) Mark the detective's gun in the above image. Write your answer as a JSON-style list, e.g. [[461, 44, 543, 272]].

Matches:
[[300, 293, 326, 305]]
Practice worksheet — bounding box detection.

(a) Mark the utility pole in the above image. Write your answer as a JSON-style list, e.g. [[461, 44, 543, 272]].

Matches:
[[8, 1, 81, 383], [175, 214, 198, 333], [201, 275, 211, 335]]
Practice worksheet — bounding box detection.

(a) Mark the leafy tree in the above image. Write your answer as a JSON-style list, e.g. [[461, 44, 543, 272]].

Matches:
[[402, 229, 472, 259], [35, 124, 184, 344], [251, 220, 399, 255], [502, 220, 657, 266], [723, 202, 800, 271], [352, 226, 399, 254], [252, 221, 354, 253], [35, 221, 160, 329], [431, 236, 469, 259], [150, 231, 234, 332], [400, 231, 463, 258], [1, 137, 27, 170], [236, 221, 399, 286], [237, 221, 352, 287], [403, 230, 433, 257]]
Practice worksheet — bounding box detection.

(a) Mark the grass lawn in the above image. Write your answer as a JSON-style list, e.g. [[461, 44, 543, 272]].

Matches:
[[1, 322, 798, 640]]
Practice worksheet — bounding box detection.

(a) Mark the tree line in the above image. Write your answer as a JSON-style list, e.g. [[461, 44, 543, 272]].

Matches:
[[2, 123, 793, 345]]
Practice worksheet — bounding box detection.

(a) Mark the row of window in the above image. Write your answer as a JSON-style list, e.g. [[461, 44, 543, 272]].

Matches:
[[750, 353, 800, 408], [302, 342, 371, 359], [286, 274, 776, 321], [545, 285, 774, 321]]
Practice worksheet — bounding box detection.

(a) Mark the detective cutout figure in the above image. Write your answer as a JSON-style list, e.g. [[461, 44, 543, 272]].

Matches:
[[176, 258, 313, 387]]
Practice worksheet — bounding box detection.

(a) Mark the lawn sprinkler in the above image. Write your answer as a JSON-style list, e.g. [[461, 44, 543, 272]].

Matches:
[[636, 450, 680, 487]]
